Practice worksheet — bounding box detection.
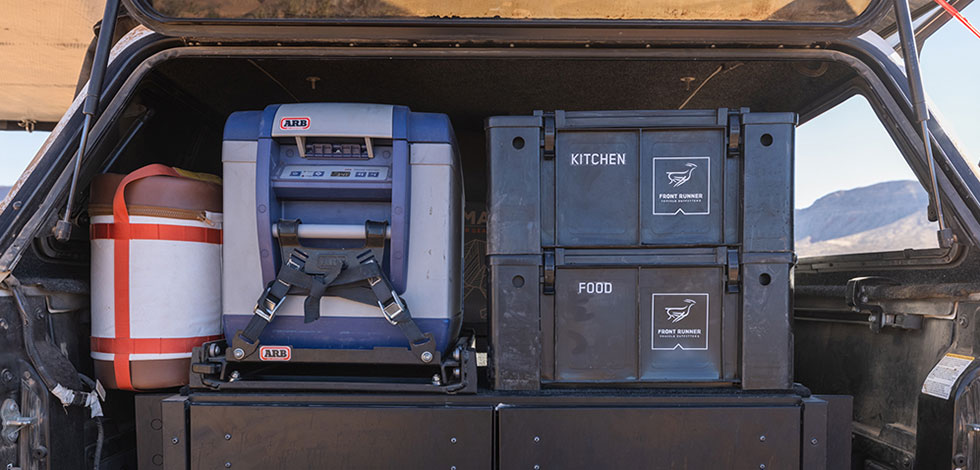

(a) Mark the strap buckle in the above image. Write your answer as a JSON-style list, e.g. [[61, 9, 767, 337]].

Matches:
[[379, 291, 408, 325], [252, 254, 303, 323], [253, 285, 285, 322]]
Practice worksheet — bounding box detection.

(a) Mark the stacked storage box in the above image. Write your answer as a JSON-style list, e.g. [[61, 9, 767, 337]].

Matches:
[[487, 109, 796, 390]]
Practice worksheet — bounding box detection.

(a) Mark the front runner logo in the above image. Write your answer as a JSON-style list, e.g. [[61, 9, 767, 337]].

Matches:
[[652, 293, 709, 351], [259, 345, 291, 361], [653, 156, 710, 216], [665, 299, 696, 323], [666, 163, 697, 188]]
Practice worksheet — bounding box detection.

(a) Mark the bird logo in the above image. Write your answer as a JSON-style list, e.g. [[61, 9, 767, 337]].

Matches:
[[665, 163, 697, 188], [665, 299, 697, 323]]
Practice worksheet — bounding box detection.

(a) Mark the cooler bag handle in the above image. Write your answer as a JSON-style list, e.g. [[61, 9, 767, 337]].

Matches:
[[112, 164, 221, 227], [112, 165, 181, 229]]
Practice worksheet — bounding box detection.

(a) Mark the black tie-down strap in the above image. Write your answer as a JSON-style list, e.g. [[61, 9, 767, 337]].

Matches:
[[232, 223, 435, 363]]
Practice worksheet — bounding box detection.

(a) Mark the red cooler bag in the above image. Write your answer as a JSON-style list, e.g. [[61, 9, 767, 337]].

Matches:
[[89, 164, 222, 390]]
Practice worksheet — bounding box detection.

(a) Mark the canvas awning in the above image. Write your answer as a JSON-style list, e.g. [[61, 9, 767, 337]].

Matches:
[[0, 0, 103, 128]]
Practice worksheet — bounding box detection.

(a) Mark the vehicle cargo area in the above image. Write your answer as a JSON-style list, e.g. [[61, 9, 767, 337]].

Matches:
[[3, 47, 969, 470]]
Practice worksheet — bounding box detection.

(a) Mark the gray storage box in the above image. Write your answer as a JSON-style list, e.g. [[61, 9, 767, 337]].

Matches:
[[487, 109, 796, 390]]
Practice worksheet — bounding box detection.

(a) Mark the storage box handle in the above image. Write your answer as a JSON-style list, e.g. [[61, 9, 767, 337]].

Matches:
[[271, 223, 391, 240]]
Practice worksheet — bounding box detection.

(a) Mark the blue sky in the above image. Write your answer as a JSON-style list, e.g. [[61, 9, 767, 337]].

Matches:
[[796, 2, 980, 207], [0, 4, 977, 210], [0, 130, 50, 186]]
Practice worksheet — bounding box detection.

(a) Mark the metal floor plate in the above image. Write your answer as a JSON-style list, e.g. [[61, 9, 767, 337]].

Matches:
[[498, 405, 801, 469], [189, 404, 493, 470]]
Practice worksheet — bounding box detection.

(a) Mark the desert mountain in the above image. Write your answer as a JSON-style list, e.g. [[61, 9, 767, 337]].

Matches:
[[795, 180, 936, 258]]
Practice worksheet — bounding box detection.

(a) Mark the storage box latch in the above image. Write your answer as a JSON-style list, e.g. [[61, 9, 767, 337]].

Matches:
[[726, 248, 741, 293], [727, 113, 742, 158], [542, 115, 556, 160], [543, 251, 556, 295]]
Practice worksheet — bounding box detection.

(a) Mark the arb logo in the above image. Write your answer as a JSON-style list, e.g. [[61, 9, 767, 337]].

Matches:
[[259, 345, 292, 361], [279, 117, 311, 130]]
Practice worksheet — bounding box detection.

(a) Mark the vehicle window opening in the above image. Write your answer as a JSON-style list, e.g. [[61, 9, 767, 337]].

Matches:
[[794, 94, 939, 259]]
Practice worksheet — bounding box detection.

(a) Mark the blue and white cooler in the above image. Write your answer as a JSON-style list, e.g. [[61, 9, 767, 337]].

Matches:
[[221, 103, 463, 363]]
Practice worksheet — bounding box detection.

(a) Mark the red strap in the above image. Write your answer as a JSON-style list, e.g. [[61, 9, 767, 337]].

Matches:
[[934, 0, 980, 40], [109, 164, 184, 391], [112, 164, 183, 230], [91, 223, 222, 244], [92, 335, 223, 355]]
